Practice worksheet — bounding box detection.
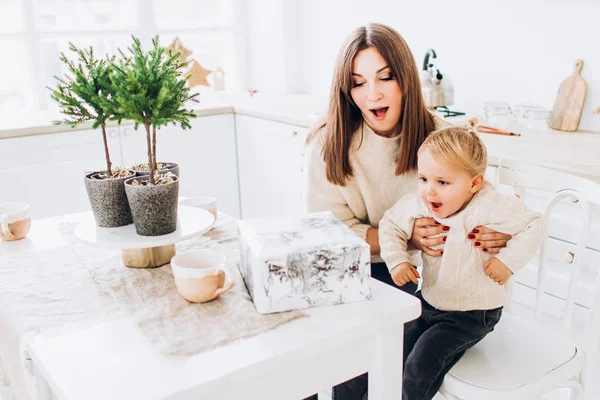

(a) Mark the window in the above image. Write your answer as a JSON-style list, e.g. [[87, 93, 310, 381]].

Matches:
[[0, 0, 246, 128]]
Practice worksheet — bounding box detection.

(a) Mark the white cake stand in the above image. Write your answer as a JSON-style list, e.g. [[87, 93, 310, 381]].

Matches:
[[74, 205, 215, 268]]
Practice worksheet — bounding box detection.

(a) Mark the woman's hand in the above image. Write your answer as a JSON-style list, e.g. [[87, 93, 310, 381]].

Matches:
[[410, 217, 447, 257], [366, 228, 381, 255], [468, 226, 512, 254]]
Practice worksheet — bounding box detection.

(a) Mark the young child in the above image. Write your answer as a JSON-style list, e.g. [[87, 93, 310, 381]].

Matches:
[[379, 125, 546, 400]]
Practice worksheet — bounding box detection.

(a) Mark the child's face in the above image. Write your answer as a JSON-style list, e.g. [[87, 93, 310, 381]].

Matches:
[[350, 47, 403, 138], [417, 148, 483, 219]]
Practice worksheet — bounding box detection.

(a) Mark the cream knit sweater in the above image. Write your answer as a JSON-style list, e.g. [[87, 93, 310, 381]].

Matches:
[[379, 182, 546, 311], [304, 117, 453, 263]]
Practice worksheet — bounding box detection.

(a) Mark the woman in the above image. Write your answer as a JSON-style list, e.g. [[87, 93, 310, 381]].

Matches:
[[303, 23, 511, 400]]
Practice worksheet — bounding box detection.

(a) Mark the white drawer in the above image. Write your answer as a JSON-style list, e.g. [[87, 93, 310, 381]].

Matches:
[[511, 238, 596, 329], [486, 166, 600, 251], [513, 237, 600, 309], [511, 282, 591, 329]]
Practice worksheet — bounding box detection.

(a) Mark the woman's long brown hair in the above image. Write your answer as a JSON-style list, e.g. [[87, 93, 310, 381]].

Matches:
[[307, 23, 436, 186]]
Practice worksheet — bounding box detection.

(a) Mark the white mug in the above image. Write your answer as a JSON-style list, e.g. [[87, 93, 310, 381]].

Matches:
[[171, 249, 234, 303], [0, 202, 31, 241]]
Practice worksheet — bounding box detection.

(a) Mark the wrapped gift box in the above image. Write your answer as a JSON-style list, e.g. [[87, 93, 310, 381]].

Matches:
[[237, 211, 371, 314]]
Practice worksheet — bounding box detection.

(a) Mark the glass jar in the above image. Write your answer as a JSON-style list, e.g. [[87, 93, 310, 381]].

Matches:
[[524, 108, 551, 131], [483, 102, 512, 129], [513, 104, 540, 125]]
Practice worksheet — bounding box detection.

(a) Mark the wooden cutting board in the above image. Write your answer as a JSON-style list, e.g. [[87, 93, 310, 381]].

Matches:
[[549, 59, 587, 132]]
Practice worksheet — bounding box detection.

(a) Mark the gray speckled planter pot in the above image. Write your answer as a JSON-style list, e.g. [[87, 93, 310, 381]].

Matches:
[[132, 162, 179, 178], [124, 176, 179, 236], [84, 171, 135, 228]]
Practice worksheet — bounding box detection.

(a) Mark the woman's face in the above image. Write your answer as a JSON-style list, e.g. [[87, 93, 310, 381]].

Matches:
[[350, 47, 403, 137]]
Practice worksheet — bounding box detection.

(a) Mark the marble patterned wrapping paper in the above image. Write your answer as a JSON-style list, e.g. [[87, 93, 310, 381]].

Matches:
[[238, 212, 371, 314]]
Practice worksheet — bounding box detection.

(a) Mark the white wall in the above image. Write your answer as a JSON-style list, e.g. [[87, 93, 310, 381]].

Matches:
[[246, 0, 600, 132]]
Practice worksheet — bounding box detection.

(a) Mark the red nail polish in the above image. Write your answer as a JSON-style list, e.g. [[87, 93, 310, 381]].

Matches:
[[434, 221, 440, 225], [483, 248, 488, 252], [468, 234, 475, 239], [441, 250, 444, 255], [475, 241, 481, 246], [472, 229, 480, 234], [443, 236, 447, 242], [443, 226, 450, 231]]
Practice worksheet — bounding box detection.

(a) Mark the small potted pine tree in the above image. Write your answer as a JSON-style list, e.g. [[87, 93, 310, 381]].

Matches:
[[130, 161, 180, 178], [50, 43, 135, 228], [111, 36, 197, 236]]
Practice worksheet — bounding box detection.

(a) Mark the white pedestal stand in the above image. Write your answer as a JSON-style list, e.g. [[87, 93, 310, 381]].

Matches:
[[74, 206, 215, 268]]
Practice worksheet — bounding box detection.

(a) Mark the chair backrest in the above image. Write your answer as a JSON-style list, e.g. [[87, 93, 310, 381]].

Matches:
[[497, 157, 600, 353], [0, 161, 90, 219]]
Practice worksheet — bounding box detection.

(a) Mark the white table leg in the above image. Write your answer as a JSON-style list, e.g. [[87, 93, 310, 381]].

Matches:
[[369, 324, 404, 400], [33, 362, 53, 400]]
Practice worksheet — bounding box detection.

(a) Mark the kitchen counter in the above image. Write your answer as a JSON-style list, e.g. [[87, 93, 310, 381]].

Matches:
[[1, 92, 599, 182], [441, 114, 600, 182], [0, 92, 325, 139], [478, 126, 600, 182]]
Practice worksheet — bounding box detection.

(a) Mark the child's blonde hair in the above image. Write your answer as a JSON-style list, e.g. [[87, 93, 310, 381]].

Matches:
[[418, 126, 487, 177]]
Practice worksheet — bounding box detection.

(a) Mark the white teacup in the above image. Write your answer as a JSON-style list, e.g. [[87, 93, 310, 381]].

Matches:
[[0, 203, 31, 241], [179, 197, 218, 219], [171, 249, 234, 303]]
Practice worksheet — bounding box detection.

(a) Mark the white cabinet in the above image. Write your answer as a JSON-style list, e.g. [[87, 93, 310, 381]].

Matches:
[[0, 127, 119, 172], [117, 114, 241, 218], [486, 165, 600, 324], [0, 128, 120, 219], [0, 114, 241, 219], [235, 115, 308, 219]]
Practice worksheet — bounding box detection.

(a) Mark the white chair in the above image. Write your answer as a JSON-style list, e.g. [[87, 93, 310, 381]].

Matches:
[[439, 157, 600, 400], [0, 161, 90, 219]]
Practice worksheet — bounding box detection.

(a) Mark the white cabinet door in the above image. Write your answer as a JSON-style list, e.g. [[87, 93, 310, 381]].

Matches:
[[0, 128, 123, 218], [0, 127, 120, 172], [235, 115, 308, 219], [120, 114, 241, 218]]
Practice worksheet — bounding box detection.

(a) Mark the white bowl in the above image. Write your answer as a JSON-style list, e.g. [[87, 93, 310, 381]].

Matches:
[[179, 197, 218, 219]]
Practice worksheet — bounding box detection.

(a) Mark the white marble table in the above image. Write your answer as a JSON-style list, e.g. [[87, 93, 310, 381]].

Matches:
[[28, 279, 420, 400], [1, 212, 421, 400], [0, 212, 82, 257]]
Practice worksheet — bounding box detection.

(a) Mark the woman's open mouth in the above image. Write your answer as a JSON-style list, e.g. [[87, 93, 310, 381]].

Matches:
[[370, 107, 389, 121]]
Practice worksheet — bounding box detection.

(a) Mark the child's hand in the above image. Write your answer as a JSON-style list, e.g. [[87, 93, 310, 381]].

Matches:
[[484, 258, 512, 285], [390, 262, 420, 286]]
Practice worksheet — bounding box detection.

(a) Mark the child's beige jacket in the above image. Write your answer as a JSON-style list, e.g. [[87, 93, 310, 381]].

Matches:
[[380, 182, 545, 311]]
